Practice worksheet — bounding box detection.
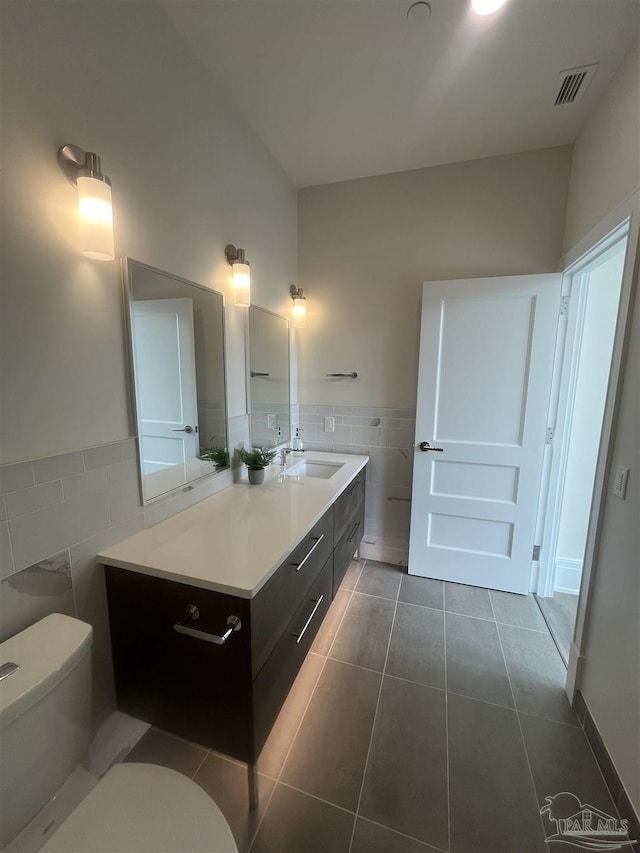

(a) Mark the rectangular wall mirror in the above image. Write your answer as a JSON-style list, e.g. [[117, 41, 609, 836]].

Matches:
[[123, 258, 228, 504], [247, 306, 290, 448]]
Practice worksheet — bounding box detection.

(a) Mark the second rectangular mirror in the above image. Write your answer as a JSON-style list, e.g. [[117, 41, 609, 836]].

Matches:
[[247, 306, 290, 448]]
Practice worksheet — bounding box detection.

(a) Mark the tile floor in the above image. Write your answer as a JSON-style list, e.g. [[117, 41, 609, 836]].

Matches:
[[125, 560, 633, 852]]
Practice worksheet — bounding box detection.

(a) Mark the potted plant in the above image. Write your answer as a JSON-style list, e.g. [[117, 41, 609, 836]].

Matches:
[[198, 446, 229, 467], [237, 447, 277, 485]]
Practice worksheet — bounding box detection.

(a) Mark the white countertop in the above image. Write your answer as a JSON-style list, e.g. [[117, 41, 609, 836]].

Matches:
[[98, 452, 368, 599]]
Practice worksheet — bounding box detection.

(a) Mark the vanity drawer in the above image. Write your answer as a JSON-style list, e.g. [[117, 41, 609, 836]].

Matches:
[[252, 555, 332, 756], [334, 468, 366, 542], [333, 500, 365, 596], [251, 508, 333, 678]]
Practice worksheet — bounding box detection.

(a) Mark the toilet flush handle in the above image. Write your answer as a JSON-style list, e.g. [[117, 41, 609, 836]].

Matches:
[[173, 608, 242, 645]]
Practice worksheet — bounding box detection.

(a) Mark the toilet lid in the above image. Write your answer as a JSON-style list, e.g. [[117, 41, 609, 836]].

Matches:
[[41, 763, 238, 853]]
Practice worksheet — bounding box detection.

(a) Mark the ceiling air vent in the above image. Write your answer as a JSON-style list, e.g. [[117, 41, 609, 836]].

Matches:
[[554, 64, 598, 105]]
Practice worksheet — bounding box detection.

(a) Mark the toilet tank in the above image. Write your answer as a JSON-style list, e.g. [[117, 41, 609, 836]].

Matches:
[[0, 614, 92, 849]]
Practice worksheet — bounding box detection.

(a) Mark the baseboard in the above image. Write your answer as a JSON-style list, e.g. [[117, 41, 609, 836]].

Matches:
[[359, 538, 408, 567], [554, 557, 582, 595], [574, 690, 640, 844]]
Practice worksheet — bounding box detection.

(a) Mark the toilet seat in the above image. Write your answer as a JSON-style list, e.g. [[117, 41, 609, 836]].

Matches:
[[41, 763, 237, 853]]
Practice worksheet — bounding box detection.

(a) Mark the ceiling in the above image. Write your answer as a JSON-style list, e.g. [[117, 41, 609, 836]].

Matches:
[[162, 0, 640, 188]]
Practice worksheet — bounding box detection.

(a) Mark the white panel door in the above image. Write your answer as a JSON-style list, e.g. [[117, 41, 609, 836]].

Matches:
[[131, 299, 199, 496], [408, 275, 561, 593]]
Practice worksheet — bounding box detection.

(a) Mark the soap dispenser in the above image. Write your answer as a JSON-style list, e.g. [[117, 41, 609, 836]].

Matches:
[[293, 426, 304, 451]]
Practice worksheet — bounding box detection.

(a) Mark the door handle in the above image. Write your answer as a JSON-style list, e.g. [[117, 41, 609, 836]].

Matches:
[[291, 534, 324, 572], [419, 441, 444, 452], [172, 425, 195, 434], [173, 606, 242, 645], [293, 595, 324, 644]]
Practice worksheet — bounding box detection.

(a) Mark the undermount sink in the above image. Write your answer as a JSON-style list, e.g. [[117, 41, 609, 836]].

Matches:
[[285, 460, 344, 479]]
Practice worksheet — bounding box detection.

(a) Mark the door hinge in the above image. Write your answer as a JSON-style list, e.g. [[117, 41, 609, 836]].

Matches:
[[546, 427, 554, 445], [559, 296, 570, 316], [532, 544, 541, 561]]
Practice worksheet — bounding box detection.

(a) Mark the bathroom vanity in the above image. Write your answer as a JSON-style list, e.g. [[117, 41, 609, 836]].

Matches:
[[100, 452, 367, 806]]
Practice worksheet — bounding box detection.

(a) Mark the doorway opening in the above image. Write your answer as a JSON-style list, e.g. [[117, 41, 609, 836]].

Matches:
[[535, 225, 629, 665]]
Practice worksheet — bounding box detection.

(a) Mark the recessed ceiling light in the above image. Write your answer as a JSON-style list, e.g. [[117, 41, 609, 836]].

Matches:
[[407, 1, 432, 25], [471, 0, 509, 15]]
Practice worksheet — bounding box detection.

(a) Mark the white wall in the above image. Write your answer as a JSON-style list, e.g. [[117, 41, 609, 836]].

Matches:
[[298, 146, 572, 408], [297, 146, 572, 563], [0, 0, 296, 722], [0, 0, 297, 465], [562, 42, 640, 814], [564, 43, 640, 252]]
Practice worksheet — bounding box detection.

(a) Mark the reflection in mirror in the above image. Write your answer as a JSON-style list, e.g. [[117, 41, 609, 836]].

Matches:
[[248, 306, 290, 448], [124, 259, 228, 503]]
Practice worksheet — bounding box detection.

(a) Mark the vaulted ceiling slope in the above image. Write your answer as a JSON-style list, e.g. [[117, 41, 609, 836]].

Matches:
[[162, 0, 640, 187]]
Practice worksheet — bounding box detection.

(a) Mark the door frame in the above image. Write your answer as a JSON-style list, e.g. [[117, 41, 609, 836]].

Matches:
[[552, 191, 640, 700], [536, 225, 630, 600]]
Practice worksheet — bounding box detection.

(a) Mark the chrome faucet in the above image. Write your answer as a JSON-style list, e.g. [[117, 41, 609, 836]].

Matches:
[[279, 446, 306, 468]]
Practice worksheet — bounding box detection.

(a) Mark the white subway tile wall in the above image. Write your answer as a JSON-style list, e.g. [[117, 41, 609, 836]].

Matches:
[[0, 409, 414, 724], [0, 436, 234, 726], [299, 404, 415, 566]]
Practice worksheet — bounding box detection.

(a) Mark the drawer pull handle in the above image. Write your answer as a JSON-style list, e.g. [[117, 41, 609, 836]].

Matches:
[[346, 521, 360, 543], [294, 595, 325, 645], [174, 611, 242, 645], [292, 533, 325, 572]]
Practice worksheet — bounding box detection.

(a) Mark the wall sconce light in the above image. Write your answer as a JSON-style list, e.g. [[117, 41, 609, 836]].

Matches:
[[225, 244, 251, 306], [57, 144, 114, 261], [290, 285, 306, 329]]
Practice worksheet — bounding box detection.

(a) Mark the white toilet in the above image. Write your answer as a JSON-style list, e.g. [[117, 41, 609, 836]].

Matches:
[[0, 613, 238, 853]]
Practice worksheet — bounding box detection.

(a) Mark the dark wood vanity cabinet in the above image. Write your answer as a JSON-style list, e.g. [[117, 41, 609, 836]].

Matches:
[[332, 467, 366, 595], [104, 464, 366, 771]]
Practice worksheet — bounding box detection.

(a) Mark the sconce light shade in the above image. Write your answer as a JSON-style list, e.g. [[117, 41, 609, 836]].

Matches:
[[225, 244, 251, 307], [58, 145, 114, 260], [290, 284, 306, 329]]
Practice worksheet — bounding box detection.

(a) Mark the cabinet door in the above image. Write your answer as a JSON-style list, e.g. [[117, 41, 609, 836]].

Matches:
[[333, 502, 365, 596], [105, 567, 254, 762], [334, 468, 366, 542]]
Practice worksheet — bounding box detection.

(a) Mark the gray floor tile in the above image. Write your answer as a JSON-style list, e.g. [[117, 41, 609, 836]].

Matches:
[[359, 677, 448, 849], [519, 712, 628, 843], [125, 727, 206, 778], [445, 612, 514, 708], [386, 603, 445, 689], [257, 652, 325, 778], [448, 693, 547, 853], [330, 592, 395, 671], [280, 658, 380, 811], [444, 582, 494, 620], [399, 574, 444, 610], [490, 589, 548, 631], [194, 753, 275, 853], [251, 783, 354, 853], [498, 623, 579, 726], [355, 559, 403, 600], [351, 818, 442, 853], [340, 558, 364, 591], [311, 588, 350, 656]]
